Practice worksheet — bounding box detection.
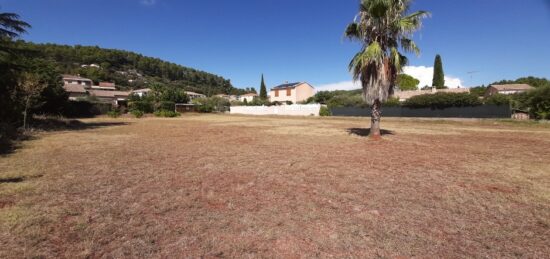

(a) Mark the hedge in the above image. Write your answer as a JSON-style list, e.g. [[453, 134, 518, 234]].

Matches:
[[403, 92, 482, 109]]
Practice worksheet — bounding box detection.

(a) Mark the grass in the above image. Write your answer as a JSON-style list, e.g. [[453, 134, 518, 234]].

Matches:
[[1, 114, 549, 257]]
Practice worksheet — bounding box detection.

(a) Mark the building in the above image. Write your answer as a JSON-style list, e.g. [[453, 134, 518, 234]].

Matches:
[[132, 88, 152, 98], [62, 75, 93, 88], [269, 82, 315, 104], [215, 94, 238, 101], [63, 84, 88, 100], [393, 87, 471, 102], [185, 91, 206, 101], [88, 90, 131, 107], [240, 93, 258, 103], [485, 84, 534, 97]]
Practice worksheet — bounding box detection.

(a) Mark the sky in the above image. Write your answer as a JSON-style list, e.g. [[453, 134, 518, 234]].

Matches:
[[1, 0, 549, 91]]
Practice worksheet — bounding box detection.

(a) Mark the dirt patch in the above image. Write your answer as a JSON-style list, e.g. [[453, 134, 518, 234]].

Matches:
[[1, 115, 549, 258]]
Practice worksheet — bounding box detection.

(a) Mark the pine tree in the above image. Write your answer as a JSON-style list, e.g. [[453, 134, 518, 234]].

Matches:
[[259, 74, 267, 100], [432, 54, 445, 89]]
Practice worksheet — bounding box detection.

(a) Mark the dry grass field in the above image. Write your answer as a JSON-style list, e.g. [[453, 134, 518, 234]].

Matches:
[[1, 114, 549, 258]]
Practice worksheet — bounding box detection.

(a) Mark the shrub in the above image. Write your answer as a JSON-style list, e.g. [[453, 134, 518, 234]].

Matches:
[[525, 86, 550, 120], [157, 101, 175, 112], [384, 97, 401, 107], [319, 106, 331, 116], [129, 101, 154, 113], [154, 110, 180, 118], [193, 97, 230, 112], [403, 92, 482, 109], [131, 110, 144, 118], [485, 94, 511, 106], [63, 101, 112, 118], [327, 94, 366, 109], [107, 109, 121, 118]]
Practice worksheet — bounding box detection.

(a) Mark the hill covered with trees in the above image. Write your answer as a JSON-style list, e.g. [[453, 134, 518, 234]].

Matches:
[[12, 41, 248, 96]]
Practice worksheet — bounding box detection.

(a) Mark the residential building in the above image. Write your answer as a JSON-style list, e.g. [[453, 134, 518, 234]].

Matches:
[[240, 93, 258, 103], [62, 74, 93, 88], [132, 88, 152, 98], [186, 91, 206, 101], [215, 94, 238, 101], [63, 84, 88, 100], [393, 87, 470, 102], [485, 84, 534, 97], [269, 82, 315, 103], [88, 90, 131, 107]]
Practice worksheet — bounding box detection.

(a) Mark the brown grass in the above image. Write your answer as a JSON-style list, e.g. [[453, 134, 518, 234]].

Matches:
[[1, 114, 549, 258]]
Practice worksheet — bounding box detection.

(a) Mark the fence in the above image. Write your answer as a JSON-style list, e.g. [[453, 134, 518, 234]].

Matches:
[[230, 104, 321, 116], [331, 105, 512, 118]]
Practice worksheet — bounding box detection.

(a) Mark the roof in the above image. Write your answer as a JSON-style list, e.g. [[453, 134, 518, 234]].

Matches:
[[91, 86, 116, 91], [62, 74, 92, 81], [99, 82, 115, 87], [490, 84, 534, 91], [88, 90, 130, 98], [271, 82, 302, 90], [63, 84, 87, 94], [185, 91, 206, 96], [242, 93, 258, 96]]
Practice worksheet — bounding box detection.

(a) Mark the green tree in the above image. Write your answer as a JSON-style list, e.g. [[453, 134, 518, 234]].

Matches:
[[396, 74, 420, 90], [259, 74, 267, 100], [345, 0, 429, 138], [0, 12, 30, 39], [432, 54, 445, 89], [18, 73, 47, 130]]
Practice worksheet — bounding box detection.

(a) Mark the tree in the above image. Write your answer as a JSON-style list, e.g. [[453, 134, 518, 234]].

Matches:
[[0, 12, 31, 39], [345, 0, 429, 138], [18, 73, 47, 130], [432, 54, 445, 89], [259, 74, 267, 100], [396, 74, 420, 90]]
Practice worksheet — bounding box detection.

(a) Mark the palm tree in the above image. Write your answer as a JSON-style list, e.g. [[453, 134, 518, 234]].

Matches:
[[0, 12, 30, 39], [345, 0, 429, 138]]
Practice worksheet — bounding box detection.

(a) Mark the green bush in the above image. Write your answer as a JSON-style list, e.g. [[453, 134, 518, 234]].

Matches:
[[157, 101, 175, 112], [129, 101, 154, 113], [193, 97, 230, 112], [485, 94, 511, 106], [131, 110, 144, 118], [319, 106, 331, 116], [154, 110, 181, 118], [63, 101, 112, 118], [519, 86, 550, 120], [107, 109, 121, 118], [327, 94, 366, 109], [384, 97, 401, 107], [403, 92, 482, 109]]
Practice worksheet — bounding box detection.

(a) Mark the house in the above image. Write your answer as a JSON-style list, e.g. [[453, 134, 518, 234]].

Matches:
[[485, 84, 534, 97], [88, 90, 131, 107], [269, 82, 315, 104], [63, 84, 88, 100], [393, 87, 471, 102], [91, 82, 117, 91], [132, 88, 152, 98], [240, 93, 258, 103], [185, 91, 206, 101], [62, 75, 93, 88], [215, 94, 238, 101], [175, 103, 200, 113]]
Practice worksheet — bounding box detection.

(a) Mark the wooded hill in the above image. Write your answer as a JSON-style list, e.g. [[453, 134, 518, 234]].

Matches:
[[13, 41, 247, 96]]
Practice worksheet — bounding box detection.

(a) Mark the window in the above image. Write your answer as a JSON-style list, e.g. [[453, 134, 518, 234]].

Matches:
[[286, 88, 291, 96], [275, 90, 279, 97]]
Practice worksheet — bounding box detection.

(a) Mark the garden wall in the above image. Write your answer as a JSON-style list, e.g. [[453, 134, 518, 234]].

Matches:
[[230, 104, 321, 116], [331, 105, 511, 118]]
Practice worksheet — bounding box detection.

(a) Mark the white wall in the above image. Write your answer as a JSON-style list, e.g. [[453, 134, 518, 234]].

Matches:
[[230, 104, 321, 116]]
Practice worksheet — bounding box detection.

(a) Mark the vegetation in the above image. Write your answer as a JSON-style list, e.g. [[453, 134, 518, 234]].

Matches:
[[319, 106, 331, 116], [432, 54, 445, 89], [107, 109, 121, 118], [192, 96, 230, 113], [492, 76, 550, 88], [469, 85, 487, 97], [345, 0, 429, 138], [397, 74, 420, 91], [403, 92, 482, 109], [259, 74, 268, 100], [154, 110, 180, 118], [512, 86, 550, 120], [130, 109, 144, 118], [484, 93, 511, 106]]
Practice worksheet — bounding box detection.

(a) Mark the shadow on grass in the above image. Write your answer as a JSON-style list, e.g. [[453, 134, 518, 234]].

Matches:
[[347, 128, 394, 137], [1, 118, 129, 156]]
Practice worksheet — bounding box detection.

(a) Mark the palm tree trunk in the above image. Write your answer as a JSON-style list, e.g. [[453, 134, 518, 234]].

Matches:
[[370, 99, 381, 139]]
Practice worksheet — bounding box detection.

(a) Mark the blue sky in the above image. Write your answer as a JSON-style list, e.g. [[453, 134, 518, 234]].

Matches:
[[1, 0, 549, 90]]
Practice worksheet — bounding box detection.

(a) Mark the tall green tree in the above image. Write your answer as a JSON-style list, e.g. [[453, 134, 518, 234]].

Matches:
[[432, 54, 445, 89], [0, 12, 30, 39], [345, 0, 429, 138], [259, 74, 267, 100], [397, 74, 420, 90]]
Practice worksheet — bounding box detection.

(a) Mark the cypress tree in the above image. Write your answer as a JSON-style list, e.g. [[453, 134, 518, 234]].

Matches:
[[432, 54, 445, 89], [259, 74, 267, 100]]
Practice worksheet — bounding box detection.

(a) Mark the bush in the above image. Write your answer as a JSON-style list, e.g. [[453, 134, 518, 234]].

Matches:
[[131, 110, 144, 118], [107, 109, 121, 118], [327, 94, 366, 109], [157, 101, 175, 112], [192, 97, 230, 112], [384, 97, 401, 107], [63, 101, 112, 118], [520, 86, 550, 120], [319, 106, 331, 116], [129, 101, 154, 113], [403, 92, 482, 109], [485, 94, 511, 106], [154, 110, 181, 118]]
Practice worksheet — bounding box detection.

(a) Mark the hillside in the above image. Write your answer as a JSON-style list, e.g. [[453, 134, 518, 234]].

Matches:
[[14, 41, 247, 95]]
